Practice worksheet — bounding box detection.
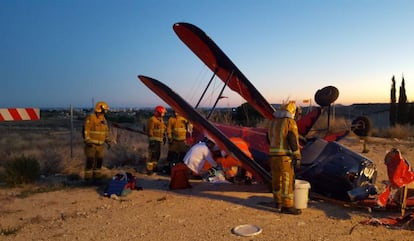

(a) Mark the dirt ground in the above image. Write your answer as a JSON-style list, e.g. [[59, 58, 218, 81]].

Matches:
[[1, 136, 414, 241]]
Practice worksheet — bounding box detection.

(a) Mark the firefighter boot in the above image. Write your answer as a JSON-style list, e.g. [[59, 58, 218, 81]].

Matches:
[[275, 203, 281, 211], [84, 170, 93, 185], [281, 207, 302, 215], [152, 161, 158, 173], [146, 162, 154, 175]]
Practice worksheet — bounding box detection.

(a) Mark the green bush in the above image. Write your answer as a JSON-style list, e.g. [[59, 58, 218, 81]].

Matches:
[[4, 155, 40, 186]]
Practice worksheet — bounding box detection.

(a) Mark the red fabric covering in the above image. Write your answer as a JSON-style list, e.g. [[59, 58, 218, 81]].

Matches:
[[384, 148, 414, 188], [376, 186, 391, 207], [376, 148, 414, 206], [360, 212, 414, 229]]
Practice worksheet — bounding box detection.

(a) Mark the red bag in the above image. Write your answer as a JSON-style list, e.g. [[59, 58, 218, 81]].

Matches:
[[169, 163, 191, 190]]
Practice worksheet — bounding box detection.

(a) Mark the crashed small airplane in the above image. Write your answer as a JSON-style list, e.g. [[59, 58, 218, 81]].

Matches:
[[139, 22, 392, 205]]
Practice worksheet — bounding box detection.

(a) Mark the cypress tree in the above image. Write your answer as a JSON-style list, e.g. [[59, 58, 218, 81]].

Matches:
[[409, 103, 414, 125], [397, 76, 408, 124], [390, 75, 397, 126]]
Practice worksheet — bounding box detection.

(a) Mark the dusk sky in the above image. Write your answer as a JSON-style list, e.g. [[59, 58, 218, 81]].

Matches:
[[1, 0, 413, 109]]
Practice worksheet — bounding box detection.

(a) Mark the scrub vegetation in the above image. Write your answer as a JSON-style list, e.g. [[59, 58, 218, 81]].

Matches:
[[372, 124, 414, 139], [1, 108, 414, 239], [1, 108, 413, 188], [0, 112, 151, 188]]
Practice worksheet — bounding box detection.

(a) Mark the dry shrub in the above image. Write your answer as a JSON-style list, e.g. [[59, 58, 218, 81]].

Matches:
[[41, 149, 63, 175], [4, 155, 40, 186], [0, 129, 83, 179], [0, 117, 158, 191], [106, 128, 149, 168], [372, 124, 414, 139], [304, 114, 351, 138], [238, 114, 362, 139], [0, 123, 153, 181], [1, 131, 66, 173], [208, 110, 234, 124]]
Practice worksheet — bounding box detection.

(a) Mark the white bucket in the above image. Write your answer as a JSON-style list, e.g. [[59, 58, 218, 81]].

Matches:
[[294, 179, 311, 209]]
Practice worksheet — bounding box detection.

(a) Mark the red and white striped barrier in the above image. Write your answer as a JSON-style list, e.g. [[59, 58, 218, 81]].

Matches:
[[0, 108, 40, 121]]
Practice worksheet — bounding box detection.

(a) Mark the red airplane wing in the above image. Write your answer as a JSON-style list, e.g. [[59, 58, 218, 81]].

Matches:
[[173, 22, 276, 120], [138, 75, 272, 183], [173, 22, 326, 137]]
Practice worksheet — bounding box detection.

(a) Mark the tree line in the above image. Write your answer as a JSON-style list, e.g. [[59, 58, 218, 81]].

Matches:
[[389, 75, 414, 126]]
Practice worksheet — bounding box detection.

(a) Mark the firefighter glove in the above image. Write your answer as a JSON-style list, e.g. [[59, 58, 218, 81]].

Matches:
[[292, 157, 301, 169], [85, 138, 92, 144], [208, 167, 217, 177]]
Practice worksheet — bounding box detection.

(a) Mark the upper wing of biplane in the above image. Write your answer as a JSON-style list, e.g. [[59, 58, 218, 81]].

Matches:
[[172, 22, 330, 138], [173, 22, 276, 120], [138, 75, 272, 184]]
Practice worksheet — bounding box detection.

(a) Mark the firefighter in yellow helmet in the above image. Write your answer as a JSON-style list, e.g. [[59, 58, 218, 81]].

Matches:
[[268, 101, 302, 215], [146, 105, 167, 175], [166, 110, 191, 174], [83, 101, 111, 183]]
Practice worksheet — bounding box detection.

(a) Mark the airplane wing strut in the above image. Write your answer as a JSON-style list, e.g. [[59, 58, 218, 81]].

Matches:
[[195, 71, 217, 109], [206, 69, 234, 119]]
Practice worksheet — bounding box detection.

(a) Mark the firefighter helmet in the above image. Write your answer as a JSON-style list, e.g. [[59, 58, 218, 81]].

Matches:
[[95, 101, 109, 113], [155, 105, 166, 114], [281, 101, 296, 116]]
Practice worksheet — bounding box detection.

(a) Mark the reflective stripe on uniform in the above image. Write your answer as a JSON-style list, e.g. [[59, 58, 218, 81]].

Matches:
[[172, 126, 187, 140], [269, 148, 293, 156], [269, 118, 291, 155], [88, 130, 107, 144], [168, 116, 188, 141], [149, 136, 163, 142], [84, 114, 109, 145], [148, 116, 166, 142]]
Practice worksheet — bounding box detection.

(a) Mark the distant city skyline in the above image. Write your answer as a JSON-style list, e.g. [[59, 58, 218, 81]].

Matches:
[[1, 1, 413, 109]]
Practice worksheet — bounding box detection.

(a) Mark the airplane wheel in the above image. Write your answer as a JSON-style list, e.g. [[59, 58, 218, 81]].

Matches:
[[351, 116, 371, 137], [314, 86, 339, 107]]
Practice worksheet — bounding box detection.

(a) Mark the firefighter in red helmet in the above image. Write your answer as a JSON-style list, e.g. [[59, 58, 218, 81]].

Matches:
[[268, 101, 302, 215], [146, 105, 167, 175], [83, 101, 111, 183]]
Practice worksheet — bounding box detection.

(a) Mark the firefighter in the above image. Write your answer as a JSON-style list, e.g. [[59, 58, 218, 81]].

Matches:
[[83, 101, 111, 183], [166, 110, 191, 173], [146, 105, 167, 175], [267, 101, 302, 215]]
